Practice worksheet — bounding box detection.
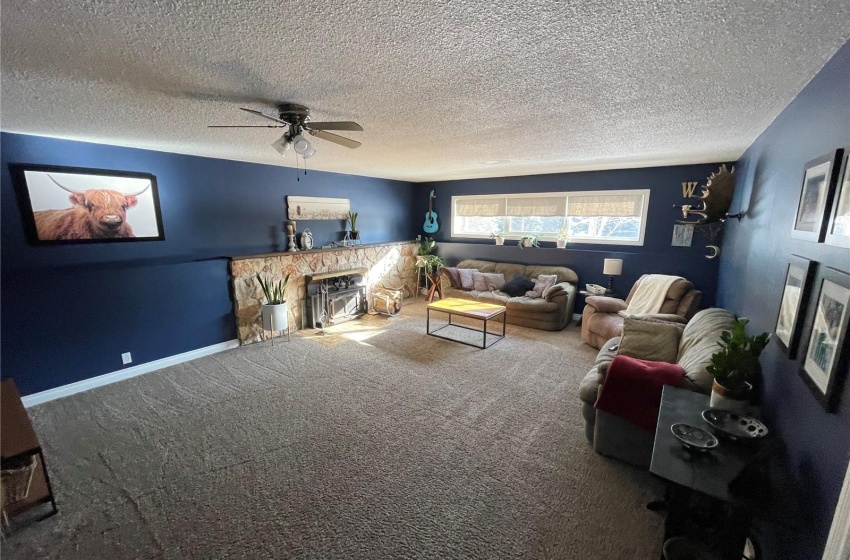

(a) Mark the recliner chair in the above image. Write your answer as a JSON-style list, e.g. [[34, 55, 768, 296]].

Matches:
[[580, 275, 702, 349]]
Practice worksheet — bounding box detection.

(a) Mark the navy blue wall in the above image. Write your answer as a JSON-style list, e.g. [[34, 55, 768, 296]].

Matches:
[[419, 163, 729, 309], [1, 133, 416, 396], [718, 42, 850, 559]]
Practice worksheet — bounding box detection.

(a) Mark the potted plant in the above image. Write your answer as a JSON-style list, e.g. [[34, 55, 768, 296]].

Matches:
[[707, 318, 771, 412], [424, 254, 447, 275], [416, 236, 436, 267], [489, 230, 505, 246], [556, 225, 570, 249], [347, 211, 360, 240], [256, 272, 292, 332], [518, 235, 539, 248]]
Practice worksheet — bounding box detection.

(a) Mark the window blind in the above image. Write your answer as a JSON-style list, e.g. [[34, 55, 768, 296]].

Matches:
[[567, 194, 644, 217], [505, 196, 567, 217], [454, 197, 507, 217]]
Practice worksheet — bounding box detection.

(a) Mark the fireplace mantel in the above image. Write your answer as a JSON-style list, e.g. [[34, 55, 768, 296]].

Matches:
[[230, 241, 418, 344]]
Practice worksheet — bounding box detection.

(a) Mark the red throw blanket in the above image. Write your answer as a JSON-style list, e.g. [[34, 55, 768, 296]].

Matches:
[[594, 355, 685, 433]]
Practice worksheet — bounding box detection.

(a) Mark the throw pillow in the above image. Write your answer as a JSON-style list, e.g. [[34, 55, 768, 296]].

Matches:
[[457, 268, 476, 290], [501, 275, 535, 297], [440, 267, 461, 288], [542, 284, 565, 300], [527, 274, 558, 298], [482, 273, 506, 291], [617, 316, 685, 364], [471, 270, 488, 291]]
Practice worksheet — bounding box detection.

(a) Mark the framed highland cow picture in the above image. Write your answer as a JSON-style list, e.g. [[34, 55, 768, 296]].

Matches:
[[10, 164, 164, 245]]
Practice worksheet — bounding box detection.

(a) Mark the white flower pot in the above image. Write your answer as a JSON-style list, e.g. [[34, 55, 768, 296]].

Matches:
[[523, 239, 533, 248], [709, 380, 751, 413], [494, 237, 504, 245], [261, 302, 288, 332], [556, 239, 567, 249]]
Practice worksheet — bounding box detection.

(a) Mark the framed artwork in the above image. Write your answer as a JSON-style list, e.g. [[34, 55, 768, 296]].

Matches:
[[797, 266, 850, 412], [825, 147, 850, 248], [774, 255, 815, 358], [791, 151, 842, 242], [10, 164, 164, 244], [287, 196, 350, 220]]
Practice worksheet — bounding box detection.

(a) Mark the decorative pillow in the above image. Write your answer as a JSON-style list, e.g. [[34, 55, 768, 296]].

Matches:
[[471, 270, 488, 291], [500, 275, 535, 297], [457, 268, 476, 290], [527, 274, 558, 298], [542, 284, 565, 300], [617, 316, 685, 364], [482, 273, 506, 291], [440, 267, 461, 288]]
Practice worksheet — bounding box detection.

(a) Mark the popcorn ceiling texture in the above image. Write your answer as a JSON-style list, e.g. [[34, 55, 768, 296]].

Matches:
[[1, 0, 849, 182]]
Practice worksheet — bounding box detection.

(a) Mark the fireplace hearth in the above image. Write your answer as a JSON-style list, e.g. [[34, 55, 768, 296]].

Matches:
[[306, 268, 368, 329]]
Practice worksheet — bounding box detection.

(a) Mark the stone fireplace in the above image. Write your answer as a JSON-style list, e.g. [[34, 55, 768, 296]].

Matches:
[[230, 241, 418, 344]]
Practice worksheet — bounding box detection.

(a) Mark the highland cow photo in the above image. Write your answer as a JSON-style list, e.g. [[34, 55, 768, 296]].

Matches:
[[11, 164, 164, 244]]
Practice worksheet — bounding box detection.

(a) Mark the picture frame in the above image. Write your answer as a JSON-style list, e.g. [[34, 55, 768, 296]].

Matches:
[[791, 151, 842, 242], [10, 164, 164, 244], [797, 266, 850, 412], [774, 255, 816, 358], [287, 196, 350, 220], [825, 147, 850, 248]]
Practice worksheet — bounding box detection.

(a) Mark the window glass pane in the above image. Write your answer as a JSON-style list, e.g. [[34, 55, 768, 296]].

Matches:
[[453, 215, 504, 235], [567, 216, 641, 240], [506, 216, 564, 235]]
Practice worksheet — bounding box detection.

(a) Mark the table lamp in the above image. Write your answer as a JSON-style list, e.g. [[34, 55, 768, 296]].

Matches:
[[603, 258, 623, 294]]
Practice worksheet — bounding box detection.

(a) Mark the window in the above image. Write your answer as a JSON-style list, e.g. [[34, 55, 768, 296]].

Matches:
[[451, 189, 651, 245]]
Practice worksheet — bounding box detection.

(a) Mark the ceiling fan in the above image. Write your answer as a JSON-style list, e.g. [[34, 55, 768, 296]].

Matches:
[[209, 103, 363, 158]]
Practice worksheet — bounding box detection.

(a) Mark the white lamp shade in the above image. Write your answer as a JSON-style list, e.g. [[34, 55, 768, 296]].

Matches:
[[271, 135, 291, 156], [603, 258, 623, 276], [292, 134, 313, 155], [302, 144, 316, 158]]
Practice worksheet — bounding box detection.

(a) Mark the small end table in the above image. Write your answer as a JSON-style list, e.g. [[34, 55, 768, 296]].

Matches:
[[425, 272, 443, 302]]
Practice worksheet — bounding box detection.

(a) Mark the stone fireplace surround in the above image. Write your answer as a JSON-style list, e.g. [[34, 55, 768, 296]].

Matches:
[[230, 241, 418, 344]]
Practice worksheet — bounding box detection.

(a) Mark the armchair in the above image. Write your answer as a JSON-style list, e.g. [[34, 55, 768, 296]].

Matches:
[[580, 275, 702, 349]]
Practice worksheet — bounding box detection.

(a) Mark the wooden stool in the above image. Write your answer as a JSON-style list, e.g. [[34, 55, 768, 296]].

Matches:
[[425, 273, 443, 302]]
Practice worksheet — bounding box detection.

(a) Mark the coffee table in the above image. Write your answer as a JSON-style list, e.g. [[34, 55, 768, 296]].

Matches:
[[426, 298, 506, 349]]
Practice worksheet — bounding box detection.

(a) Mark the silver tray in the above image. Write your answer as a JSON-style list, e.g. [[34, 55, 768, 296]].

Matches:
[[702, 409, 768, 440], [671, 423, 719, 452]]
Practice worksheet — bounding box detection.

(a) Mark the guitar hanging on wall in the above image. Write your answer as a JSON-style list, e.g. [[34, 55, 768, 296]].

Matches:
[[423, 190, 439, 233]]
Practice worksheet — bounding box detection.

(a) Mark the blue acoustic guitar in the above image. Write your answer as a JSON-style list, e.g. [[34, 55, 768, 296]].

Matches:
[[423, 190, 439, 233]]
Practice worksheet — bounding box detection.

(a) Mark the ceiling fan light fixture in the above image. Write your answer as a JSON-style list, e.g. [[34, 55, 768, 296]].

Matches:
[[292, 134, 313, 155], [271, 134, 291, 156], [302, 144, 316, 159]]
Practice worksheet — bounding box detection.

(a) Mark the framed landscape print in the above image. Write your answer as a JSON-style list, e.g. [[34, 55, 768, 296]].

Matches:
[[774, 255, 815, 358], [10, 164, 164, 245], [825, 147, 850, 248], [791, 151, 842, 242], [797, 266, 850, 412]]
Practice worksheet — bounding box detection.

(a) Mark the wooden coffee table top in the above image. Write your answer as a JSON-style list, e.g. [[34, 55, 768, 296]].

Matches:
[[427, 298, 506, 320]]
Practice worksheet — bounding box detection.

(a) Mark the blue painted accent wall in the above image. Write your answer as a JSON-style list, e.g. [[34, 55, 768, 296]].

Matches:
[[419, 163, 729, 309], [717, 42, 850, 559], [1, 133, 416, 396]]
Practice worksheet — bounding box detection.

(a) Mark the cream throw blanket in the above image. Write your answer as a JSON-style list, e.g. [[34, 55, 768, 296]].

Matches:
[[619, 274, 683, 316]]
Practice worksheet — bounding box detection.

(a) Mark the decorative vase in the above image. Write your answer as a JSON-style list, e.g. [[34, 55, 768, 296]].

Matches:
[[494, 237, 504, 245], [556, 239, 567, 249], [523, 239, 533, 248], [261, 302, 288, 332], [709, 379, 751, 413]]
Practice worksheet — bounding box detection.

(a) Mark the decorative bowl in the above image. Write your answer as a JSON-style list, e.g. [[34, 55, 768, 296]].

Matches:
[[702, 409, 768, 441], [585, 284, 607, 295], [671, 423, 719, 452]]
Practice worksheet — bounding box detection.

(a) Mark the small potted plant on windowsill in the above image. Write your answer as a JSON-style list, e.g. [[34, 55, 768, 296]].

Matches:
[[347, 211, 360, 241], [707, 318, 770, 412], [518, 235, 539, 248], [489, 230, 505, 246], [556, 226, 570, 249], [256, 273, 292, 333]]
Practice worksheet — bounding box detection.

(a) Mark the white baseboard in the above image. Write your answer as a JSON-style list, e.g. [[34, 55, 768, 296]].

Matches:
[[22, 340, 240, 408]]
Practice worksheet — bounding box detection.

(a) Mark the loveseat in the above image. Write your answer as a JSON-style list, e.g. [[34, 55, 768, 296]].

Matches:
[[439, 259, 578, 331], [578, 308, 737, 467]]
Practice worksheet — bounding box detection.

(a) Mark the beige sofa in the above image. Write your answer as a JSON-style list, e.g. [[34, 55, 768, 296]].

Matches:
[[439, 259, 578, 331], [578, 308, 737, 467]]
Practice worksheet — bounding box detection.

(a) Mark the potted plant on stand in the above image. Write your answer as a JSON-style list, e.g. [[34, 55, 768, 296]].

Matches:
[[256, 273, 292, 340], [518, 235, 539, 248], [556, 225, 570, 249], [707, 318, 771, 412], [347, 211, 360, 241], [489, 229, 505, 245]]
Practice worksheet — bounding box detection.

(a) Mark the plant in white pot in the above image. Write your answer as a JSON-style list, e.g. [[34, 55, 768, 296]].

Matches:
[[556, 225, 570, 249], [707, 318, 770, 412], [489, 229, 505, 245], [256, 272, 292, 333], [518, 235, 539, 248]]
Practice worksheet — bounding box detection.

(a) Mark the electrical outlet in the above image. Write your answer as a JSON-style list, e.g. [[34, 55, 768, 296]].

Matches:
[[121, 352, 132, 365]]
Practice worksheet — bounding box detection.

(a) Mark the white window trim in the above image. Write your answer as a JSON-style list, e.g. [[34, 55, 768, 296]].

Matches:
[[450, 189, 651, 246]]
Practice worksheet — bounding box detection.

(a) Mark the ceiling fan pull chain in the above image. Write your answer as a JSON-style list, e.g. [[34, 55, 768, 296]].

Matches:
[[295, 152, 300, 181], [304, 156, 308, 177]]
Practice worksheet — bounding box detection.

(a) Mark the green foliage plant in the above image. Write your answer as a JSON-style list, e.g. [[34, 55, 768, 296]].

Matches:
[[256, 273, 292, 305], [518, 235, 540, 248], [707, 318, 771, 394], [347, 212, 358, 231]]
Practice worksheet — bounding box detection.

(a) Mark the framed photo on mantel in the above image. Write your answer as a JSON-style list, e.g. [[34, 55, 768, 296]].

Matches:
[[797, 266, 850, 412], [791, 150, 843, 243]]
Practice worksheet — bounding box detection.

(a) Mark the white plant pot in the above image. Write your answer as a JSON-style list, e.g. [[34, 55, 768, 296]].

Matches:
[[494, 237, 504, 245], [556, 239, 567, 249], [709, 384, 750, 414], [523, 240, 533, 248], [261, 302, 288, 332]]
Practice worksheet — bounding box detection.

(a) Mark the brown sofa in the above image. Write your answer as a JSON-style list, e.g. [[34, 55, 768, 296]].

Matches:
[[580, 274, 702, 349], [439, 259, 578, 331], [578, 308, 737, 467]]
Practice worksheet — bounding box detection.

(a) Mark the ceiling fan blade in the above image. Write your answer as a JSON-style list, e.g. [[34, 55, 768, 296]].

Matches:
[[208, 125, 286, 128], [305, 121, 363, 132], [239, 107, 287, 124], [307, 129, 361, 149]]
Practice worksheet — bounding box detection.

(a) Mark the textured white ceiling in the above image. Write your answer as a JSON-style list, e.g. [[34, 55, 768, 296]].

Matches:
[[2, 1, 849, 182]]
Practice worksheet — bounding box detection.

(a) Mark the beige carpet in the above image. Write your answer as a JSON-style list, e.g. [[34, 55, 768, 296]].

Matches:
[[3, 301, 663, 559]]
